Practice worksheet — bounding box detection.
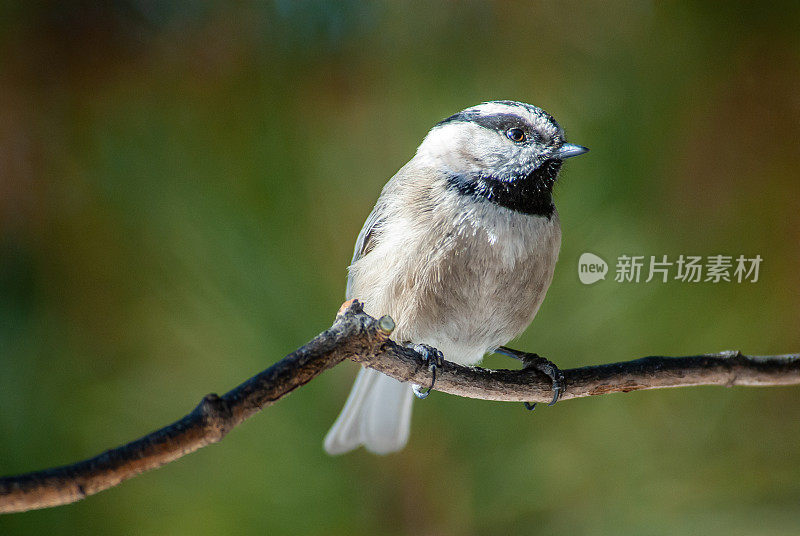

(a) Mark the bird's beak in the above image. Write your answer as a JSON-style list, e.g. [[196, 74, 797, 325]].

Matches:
[[554, 143, 589, 160]]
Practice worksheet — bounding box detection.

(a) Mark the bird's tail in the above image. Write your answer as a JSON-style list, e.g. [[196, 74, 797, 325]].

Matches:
[[324, 367, 413, 455]]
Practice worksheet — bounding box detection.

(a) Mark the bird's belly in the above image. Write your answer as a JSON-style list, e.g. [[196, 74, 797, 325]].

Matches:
[[395, 230, 558, 365], [350, 208, 561, 367], [414, 256, 554, 365]]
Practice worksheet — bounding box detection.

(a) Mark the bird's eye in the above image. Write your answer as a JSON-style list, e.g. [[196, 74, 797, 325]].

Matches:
[[506, 128, 526, 143]]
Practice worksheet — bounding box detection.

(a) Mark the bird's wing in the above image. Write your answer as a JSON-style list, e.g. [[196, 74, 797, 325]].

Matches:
[[345, 200, 386, 299]]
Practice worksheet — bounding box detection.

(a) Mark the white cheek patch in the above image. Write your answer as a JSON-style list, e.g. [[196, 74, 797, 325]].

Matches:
[[415, 123, 460, 163], [417, 123, 510, 173]]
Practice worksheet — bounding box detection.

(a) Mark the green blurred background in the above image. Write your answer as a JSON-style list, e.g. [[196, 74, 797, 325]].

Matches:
[[1, 1, 799, 534]]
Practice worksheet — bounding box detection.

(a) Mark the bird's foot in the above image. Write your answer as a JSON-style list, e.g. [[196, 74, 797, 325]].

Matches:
[[409, 344, 444, 400], [496, 347, 565, 410]]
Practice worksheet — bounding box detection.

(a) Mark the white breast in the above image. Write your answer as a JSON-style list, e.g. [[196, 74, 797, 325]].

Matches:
[[349, 184, 561, 367]]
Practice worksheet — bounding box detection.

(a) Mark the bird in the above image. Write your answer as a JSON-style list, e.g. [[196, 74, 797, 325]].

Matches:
[[324, 100, 588, 455]]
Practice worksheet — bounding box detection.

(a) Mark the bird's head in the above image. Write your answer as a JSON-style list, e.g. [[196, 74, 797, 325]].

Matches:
[[417, 101, 588, 216]]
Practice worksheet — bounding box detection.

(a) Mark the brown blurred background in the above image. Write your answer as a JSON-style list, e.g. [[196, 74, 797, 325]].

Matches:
[[1, 1, 799, 534]]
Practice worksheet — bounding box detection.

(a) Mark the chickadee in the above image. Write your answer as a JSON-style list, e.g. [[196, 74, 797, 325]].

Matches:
[[324, 100, 588, 455]]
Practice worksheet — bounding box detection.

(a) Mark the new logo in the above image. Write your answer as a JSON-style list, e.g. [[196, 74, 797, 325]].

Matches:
[[578, 252, 608, 285]]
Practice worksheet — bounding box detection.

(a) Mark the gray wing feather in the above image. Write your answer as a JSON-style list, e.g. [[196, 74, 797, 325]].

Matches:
[[345, 200, 387, 299]]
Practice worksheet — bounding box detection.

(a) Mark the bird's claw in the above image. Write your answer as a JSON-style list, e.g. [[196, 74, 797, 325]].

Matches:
[[521, 352, 565, 409], [410, 344, 444, 399], [495, 347, 564, 411]]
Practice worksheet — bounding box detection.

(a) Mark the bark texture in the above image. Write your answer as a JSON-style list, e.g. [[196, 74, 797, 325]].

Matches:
[[1, 300, 798, 514]]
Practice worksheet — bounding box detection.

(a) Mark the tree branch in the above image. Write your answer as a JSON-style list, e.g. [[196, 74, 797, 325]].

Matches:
[[2, 299, 798, 514]]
